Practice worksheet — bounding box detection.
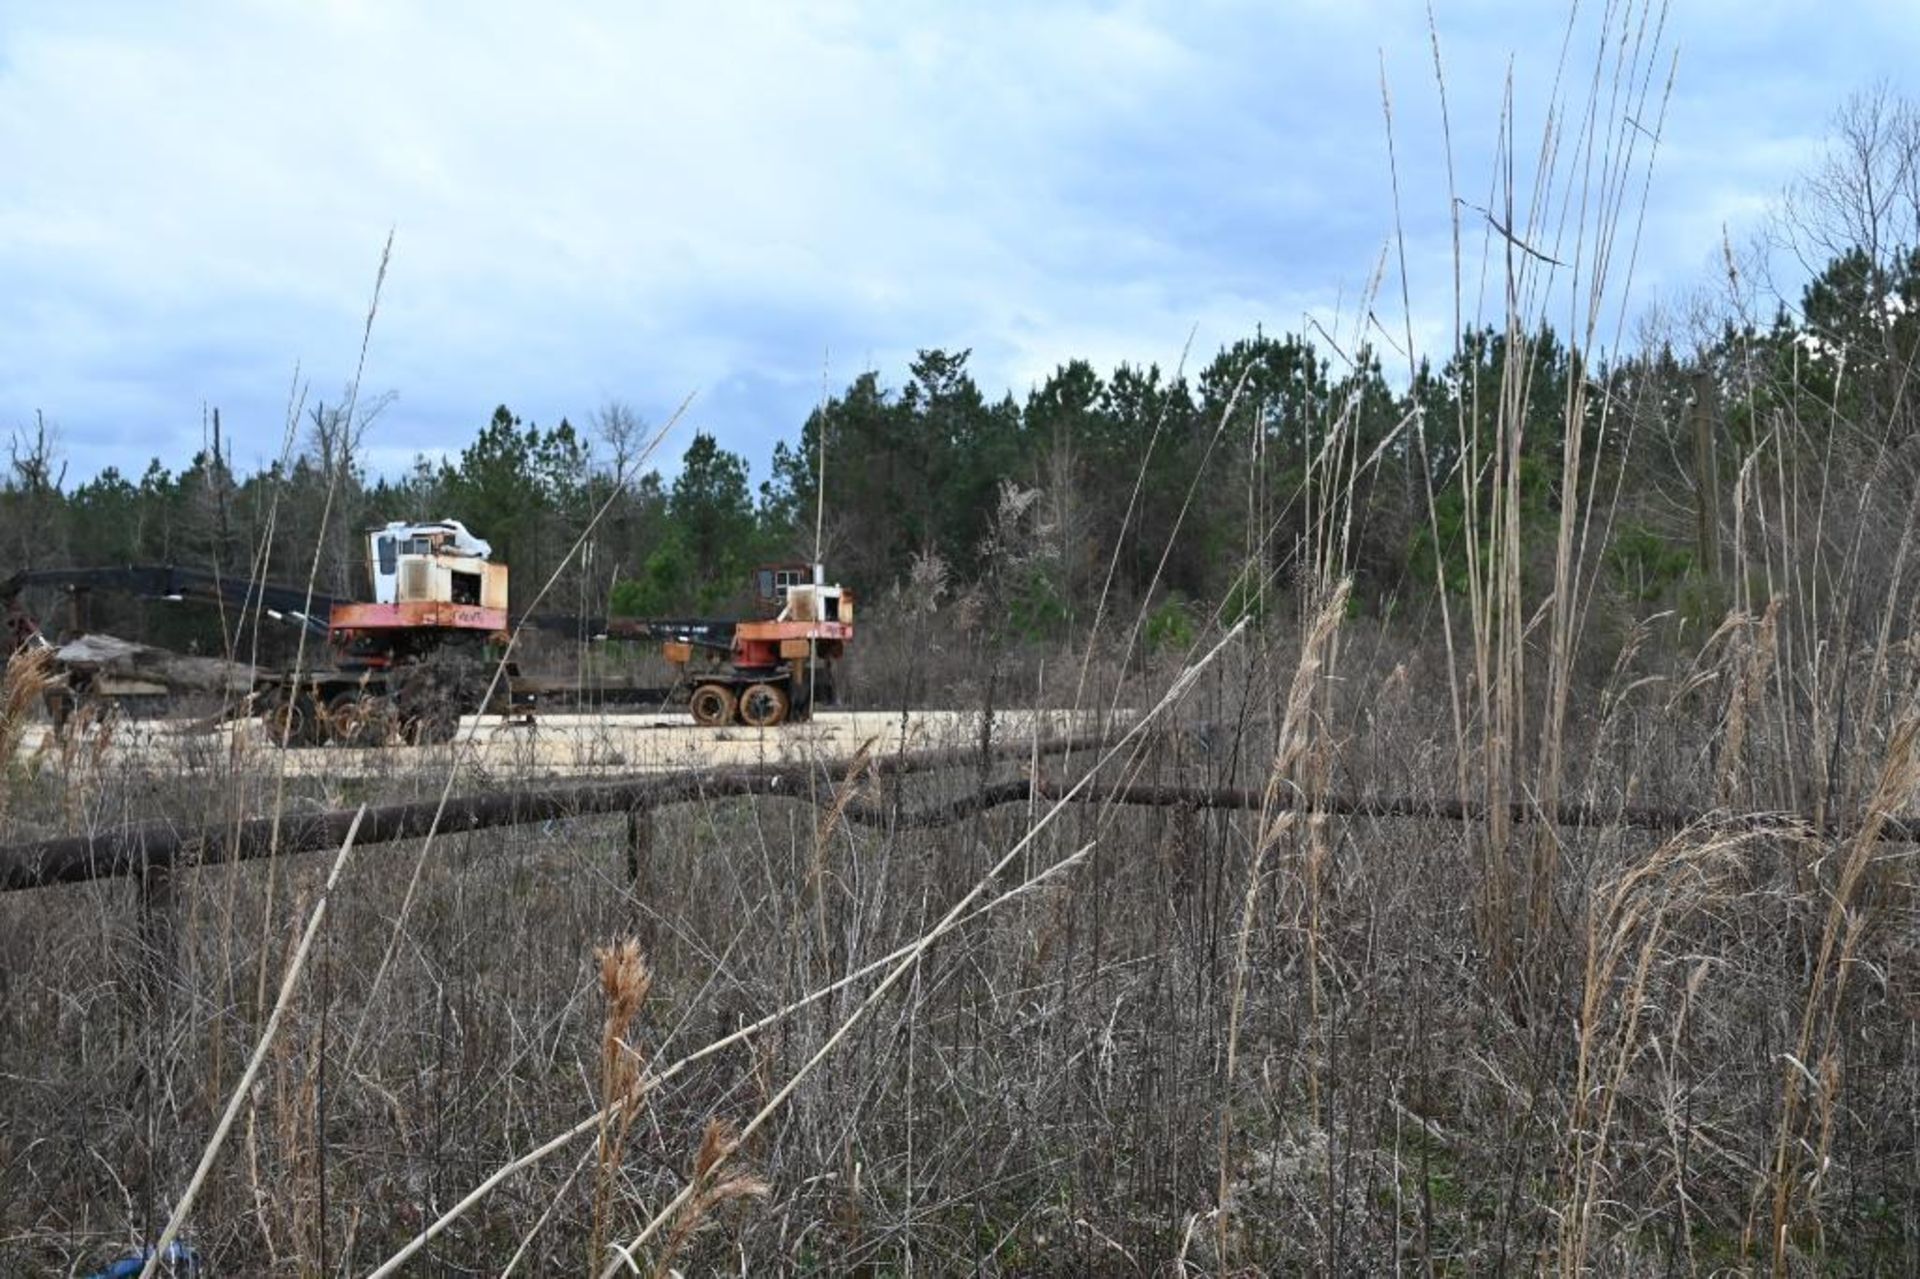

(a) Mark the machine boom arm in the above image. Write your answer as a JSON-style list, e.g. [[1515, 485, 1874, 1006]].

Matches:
[[1, 564, 341, 639]]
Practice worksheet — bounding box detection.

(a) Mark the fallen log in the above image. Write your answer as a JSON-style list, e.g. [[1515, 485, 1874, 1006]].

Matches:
[[880, 779, 1901, 843], [0, 731, 1114, 892], [5, 735, 1907, 894]]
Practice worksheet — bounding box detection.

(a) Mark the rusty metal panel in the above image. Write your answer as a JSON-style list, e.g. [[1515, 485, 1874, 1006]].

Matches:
[[481, 563, 509, 610], [329, 602, 508, 632]]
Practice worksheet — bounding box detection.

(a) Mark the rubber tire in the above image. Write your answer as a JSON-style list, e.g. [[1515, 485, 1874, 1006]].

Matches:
[[689, 683, 737, 727], [394, 655, 479, 745], [327, 689, 396, 748], [266, 688, 320, 748], [738, 681, 789, 728]]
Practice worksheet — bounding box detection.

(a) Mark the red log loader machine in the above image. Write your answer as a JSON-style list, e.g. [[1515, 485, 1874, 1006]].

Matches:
[[602, 563, 853, 727], [3, 519, 854, 745]]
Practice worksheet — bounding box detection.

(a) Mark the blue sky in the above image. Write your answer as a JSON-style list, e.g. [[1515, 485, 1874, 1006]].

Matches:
[[3, 1, 1917, 486]]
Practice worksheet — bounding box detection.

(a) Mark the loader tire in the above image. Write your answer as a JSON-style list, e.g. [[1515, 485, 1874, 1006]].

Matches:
[[265, 687, 322, 748], [395, 653, 482, 745], [738, 681, 789, 728], [327, 689, 398, 748], [689, 683, 736, 727]]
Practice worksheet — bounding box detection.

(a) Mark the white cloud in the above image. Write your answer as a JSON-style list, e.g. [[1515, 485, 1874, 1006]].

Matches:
[[2, 1, 1919, 482]]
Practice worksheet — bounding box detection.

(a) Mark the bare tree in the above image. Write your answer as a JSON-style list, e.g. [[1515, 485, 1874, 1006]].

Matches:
[[305, 390, 394, 594], [6, 413, 67, 569], [591, 400, 648, 485], [586, 399, 658, 604], [1775, 82, 1920, 290]]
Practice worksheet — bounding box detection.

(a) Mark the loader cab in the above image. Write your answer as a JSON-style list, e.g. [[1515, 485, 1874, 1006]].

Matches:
[[753, 563, 813, 615], [755, 562, 851, 626], [366, 520, 503, 609]]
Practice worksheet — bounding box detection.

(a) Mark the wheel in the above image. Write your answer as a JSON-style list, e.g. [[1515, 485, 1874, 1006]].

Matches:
[[689, 683, 736, 727], [264, 687, 320, 748], [326, 689, 397, 748], [738, 681, 789, 728], [394, 653, 482, 745]]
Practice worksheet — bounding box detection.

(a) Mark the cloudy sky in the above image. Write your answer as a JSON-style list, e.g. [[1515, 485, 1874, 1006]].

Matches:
[[3, 1, 1917, 486]]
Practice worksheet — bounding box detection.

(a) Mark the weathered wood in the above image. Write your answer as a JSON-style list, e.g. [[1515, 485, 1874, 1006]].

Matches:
[[136, 836, 175, 996], [0, 732, 1111, 892], [858, 778, 1890, 841], [1025, 781, 1886, 840], [5, 730, 1903, 895]]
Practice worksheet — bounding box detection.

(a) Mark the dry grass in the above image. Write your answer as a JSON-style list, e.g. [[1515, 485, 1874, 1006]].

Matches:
[[11, 3, 1920, 1276], [589, 937, 652, 1274], [0, 648, 55, 822], [7, 602, 1920, 1273]]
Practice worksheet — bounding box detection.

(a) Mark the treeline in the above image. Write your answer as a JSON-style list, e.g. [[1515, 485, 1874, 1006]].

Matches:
[[4, 235, 1919, 651], [11, 77, 1920, 656]]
